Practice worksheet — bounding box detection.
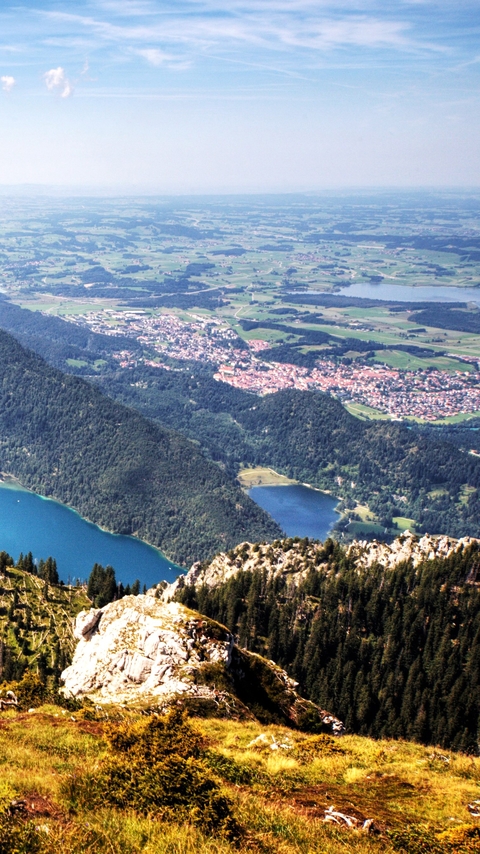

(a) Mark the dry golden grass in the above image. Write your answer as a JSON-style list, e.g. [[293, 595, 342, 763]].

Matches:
[[0, 708, 479, 853]]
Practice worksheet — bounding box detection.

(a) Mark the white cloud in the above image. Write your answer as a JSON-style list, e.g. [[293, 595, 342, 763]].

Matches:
[[136, 47, 190, 69], [44, 66, 73, 97], [137, 48, 171, 66], [1, 75, 15, 93], [43, 9, 440, 55]]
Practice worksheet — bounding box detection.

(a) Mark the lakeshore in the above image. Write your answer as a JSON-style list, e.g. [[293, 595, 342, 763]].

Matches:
[[0, 481, 182, 588], [237, 466, 297, 488], [239, 468, 341, 541]]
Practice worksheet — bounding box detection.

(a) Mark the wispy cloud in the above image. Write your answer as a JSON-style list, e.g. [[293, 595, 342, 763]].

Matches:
[[1, 75, 15, 92], [42, 8, 443, 55], [136, 47, 190, 69], [44, 66, 73, 98], [94, 0, 157, 14]]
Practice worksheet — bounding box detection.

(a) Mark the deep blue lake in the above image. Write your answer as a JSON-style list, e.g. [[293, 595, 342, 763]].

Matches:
[[0, 482, 182, 588], [248, 484, 340, 540]]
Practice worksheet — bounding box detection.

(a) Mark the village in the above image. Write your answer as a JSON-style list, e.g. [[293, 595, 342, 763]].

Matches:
[[66, 309, 480, 421]]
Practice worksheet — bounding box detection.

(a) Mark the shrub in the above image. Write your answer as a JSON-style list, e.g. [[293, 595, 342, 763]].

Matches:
[[387, 824, 444, 854], [437, 825, 480, 852], [62, 708, 241, 841], [294, 734, 344, 761], [9, 672, 46, 709], [0, 817, 45, 854]]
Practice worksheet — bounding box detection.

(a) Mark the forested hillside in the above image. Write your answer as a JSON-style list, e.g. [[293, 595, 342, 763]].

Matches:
[[2, 303, 480, 539], [0, 298, 139, 373], [0, 331, 280, 564], [177, 537, 480, 752], [99, 367, 480, 539]]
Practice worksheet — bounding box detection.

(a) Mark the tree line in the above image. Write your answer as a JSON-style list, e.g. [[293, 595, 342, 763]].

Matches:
[[177, 537, 480, 753]]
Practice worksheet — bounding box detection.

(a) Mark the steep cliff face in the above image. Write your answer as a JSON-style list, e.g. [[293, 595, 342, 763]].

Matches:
[[61, 593, 344, 733]]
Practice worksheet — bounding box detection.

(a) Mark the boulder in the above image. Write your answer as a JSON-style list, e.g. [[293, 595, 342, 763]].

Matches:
[[73, 608, 102, 639]]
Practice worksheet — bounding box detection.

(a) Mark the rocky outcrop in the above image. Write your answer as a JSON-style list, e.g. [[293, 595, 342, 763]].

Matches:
[[163, 542, 317, 600], [164, 533, 480, 600], [62, 595, 233, 704], [347, 532, 479, 570], [61, 593, 344, 734]]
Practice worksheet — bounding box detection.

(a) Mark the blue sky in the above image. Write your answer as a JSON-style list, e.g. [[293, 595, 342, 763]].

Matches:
[[0, 0, 479, 191]]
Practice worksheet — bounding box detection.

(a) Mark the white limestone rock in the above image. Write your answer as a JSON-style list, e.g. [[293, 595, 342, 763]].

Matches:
[[162, 533, 480, 602], [61, 593, 345, 735], [74, 608, 102, 639], [162, 542, 315, 601], [62, 597, 233, 705], [347, 532, 478, 570]]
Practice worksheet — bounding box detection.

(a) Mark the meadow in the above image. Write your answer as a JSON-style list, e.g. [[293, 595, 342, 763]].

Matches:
[[0, 705, 479, 853]]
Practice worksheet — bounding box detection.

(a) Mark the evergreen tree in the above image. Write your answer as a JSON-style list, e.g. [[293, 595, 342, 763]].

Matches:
[[87, 563, 117, 607], [39, 557, 59, 585], [176, 539, 480, 752]]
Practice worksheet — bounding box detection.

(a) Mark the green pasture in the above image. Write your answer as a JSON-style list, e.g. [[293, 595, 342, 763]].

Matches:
[[436, 410, 480, 423], [373, 349, 473, 372], [66, 359, 89, 368], [406, 410, 480, 425], [347, 520, 386, 536], [345, 402, 390, 420], [393, 516, 417, 532]]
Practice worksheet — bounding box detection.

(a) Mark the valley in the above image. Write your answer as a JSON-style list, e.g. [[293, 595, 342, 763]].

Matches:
[[0, 330, 280, 566], [1, 297, 480, 543], [1, 192, 480, 540], [0, 193, 479, 852], [2, 192, 480, 423]]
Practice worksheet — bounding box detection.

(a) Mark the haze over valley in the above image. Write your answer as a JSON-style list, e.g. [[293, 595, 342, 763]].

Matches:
[[0, 0, 479, 851]]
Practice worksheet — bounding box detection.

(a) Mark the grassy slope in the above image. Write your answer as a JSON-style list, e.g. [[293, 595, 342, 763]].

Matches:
[[0, 331, 280, 565], [0, 567, 89, 675], [0, 708, 478, 853]]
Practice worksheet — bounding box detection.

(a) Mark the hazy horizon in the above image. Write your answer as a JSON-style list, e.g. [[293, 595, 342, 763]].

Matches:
[[1, 1, 479, 192], [1, 186, 480, 198]]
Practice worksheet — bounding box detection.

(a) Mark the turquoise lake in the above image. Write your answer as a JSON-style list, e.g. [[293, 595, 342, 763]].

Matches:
[[0, 482, 182, 588], [248, 484, 340, 540]]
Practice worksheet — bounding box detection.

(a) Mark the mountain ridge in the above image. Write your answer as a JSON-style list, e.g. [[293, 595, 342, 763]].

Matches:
[[172, 533, 480, 752]]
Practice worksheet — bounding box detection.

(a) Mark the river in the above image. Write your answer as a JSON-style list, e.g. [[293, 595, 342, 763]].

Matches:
[[248, 484, 340, 540], [0, 481, 182, 588]]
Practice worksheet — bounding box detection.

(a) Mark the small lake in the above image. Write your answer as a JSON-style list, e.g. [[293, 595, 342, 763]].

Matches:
[[0, 482, 182, 589], [337, 282, 480, 305], [248, 484, 340, 541]]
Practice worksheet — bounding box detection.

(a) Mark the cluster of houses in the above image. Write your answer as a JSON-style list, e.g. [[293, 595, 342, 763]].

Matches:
[[66, 309, 480, 421]]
